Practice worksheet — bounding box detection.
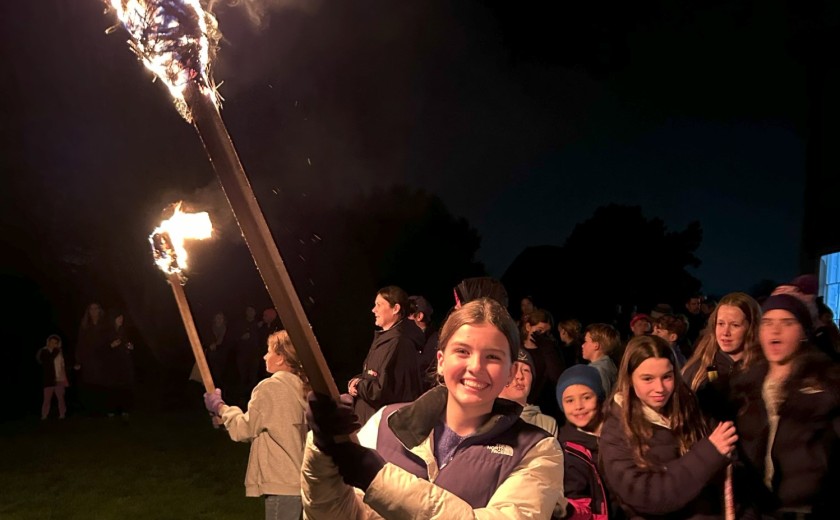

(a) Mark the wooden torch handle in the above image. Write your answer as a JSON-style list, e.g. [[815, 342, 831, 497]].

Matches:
[[168, 273, 215, 394]]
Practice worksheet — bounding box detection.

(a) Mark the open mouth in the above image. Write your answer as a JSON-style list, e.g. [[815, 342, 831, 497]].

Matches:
[[462, 379, 489, 391]]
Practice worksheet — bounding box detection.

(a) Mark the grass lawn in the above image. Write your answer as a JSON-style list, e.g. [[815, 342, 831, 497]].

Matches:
[[0, 409, 264, 519]]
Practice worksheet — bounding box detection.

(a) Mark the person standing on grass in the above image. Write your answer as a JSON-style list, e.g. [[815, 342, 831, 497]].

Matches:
[[204, 330, 310, 520], [38, 334, 68, 420]]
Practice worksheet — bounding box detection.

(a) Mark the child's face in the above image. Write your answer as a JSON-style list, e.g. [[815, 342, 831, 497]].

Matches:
[[652, 326, 675, 345], [437, 323, 515, 415], [561, 384, 599, 430], [581, 333, 599, 361], [631, 357, 675, 412], [47, 338, 60, 350], [498, 361, 532, 405], [631, 319, 651, 337], [760, 309, 805, 366]]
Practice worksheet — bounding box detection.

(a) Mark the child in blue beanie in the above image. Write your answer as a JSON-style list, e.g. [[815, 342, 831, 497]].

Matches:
[[556, 365, 610, 519]]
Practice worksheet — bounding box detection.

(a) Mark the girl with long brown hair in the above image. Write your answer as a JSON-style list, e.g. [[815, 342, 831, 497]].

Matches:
[[599, 335, 738, 520], [682, 292, 762, 422], [203, 330, 311, 520]]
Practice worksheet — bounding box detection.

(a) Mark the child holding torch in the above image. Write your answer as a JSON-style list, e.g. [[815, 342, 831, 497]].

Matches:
[[203, 330, 310, 520], [302, 297, 565, 519]]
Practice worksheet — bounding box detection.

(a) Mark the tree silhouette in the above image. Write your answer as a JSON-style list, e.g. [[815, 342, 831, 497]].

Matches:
[[504, 204, 702, 326], [270, 185, 486, 383]]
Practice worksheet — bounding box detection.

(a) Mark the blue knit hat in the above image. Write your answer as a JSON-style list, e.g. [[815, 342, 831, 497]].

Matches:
[[556, 365, 605, 411]]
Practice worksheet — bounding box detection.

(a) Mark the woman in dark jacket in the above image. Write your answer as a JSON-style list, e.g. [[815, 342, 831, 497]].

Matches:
[[348, 286, 425, 424], [732, 294, 840, 519], [599, 335, 737, 520], [103, 312, 135, 417], [682, 292, 762, 423]]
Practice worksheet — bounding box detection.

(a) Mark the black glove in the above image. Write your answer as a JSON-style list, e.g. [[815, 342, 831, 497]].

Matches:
[[330, 442, 386, 491], [305, 392, 384, 490], [306, 392, 362, 453]]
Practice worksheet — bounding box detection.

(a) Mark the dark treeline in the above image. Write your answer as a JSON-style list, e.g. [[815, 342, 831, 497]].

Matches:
[[3, 187, 782, 421]]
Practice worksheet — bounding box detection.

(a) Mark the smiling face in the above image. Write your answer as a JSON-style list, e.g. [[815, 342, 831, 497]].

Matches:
[[372, 294, 399, 330], [715, 304, 747, 359], [561, 384, 600, 429], [760, 309, 805, 366], [437, 323, 515, 419], [499, 361, 532, 406], [631, 357, 675, 412]]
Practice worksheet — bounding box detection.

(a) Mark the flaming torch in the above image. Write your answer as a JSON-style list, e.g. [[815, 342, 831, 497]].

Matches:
[[105, 1, 339, 398], [150, 202, 215, 393]]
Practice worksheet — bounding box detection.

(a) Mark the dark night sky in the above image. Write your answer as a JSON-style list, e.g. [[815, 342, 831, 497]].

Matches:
[[1, 0, 807, 305]]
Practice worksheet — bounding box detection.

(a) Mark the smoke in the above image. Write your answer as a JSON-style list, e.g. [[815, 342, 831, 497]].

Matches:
[[207, 0, 320, 28]]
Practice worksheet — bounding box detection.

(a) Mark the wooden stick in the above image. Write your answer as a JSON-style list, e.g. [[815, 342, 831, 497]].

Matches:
[[185, 85, 339, 399], [168, 272, 215, 394]]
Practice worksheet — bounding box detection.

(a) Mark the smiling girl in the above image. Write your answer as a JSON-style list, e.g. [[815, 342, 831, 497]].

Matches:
[[599, 335, 737, 520], [302, 297, 565, 519], [555, 364, 611, 520]]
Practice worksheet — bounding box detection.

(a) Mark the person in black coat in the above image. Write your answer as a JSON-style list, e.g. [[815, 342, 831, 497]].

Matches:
[[348, 286, 425, 424], [599, 335, 737, 520], [682, 292, 763, 423], [732, 294, 840, 519]]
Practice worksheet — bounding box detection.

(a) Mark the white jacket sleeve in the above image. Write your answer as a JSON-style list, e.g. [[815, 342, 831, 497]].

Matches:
[[362, 436, 564, 520], [302, 407, 565, 520]]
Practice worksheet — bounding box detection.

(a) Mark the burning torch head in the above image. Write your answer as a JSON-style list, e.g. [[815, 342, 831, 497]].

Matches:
[[106, 0, 221, 121], [151, 230, 181, 277], [149, 202, 213, 282]]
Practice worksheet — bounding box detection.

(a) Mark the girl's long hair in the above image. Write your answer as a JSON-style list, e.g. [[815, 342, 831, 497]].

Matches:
[[683, 292, 762, 391], [615, 335, 707, 467], [268, 330, 311, 398]]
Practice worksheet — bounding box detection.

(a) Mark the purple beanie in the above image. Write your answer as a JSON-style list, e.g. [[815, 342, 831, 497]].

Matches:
[[556, 365, 605, 411]]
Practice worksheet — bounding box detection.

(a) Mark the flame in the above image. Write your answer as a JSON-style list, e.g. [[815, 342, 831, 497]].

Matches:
[[106, 0, 221, 121], [150, 202, 213, 276]]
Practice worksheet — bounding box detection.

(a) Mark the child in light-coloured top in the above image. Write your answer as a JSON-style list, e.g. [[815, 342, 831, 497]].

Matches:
[[581, 324, 619, 398], [204, 330, 310, 520]]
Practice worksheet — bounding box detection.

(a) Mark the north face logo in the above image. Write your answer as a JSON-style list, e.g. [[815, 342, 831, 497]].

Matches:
[[486, 444, 514, 456]]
